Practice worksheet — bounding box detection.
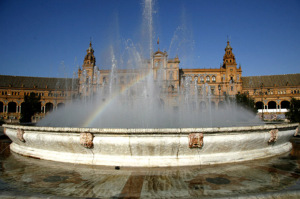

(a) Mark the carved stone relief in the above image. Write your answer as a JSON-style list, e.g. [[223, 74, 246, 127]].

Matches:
[[80, 132, 94, 148], [189, 133, 204, 148], [17, 129, 25, 142], [268, 129, 278, 144]]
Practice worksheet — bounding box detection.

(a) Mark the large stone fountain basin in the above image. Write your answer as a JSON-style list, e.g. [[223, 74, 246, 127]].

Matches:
[[3, 123, 299, 167]]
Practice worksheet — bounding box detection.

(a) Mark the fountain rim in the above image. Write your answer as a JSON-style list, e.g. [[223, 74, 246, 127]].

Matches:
[[3, 123, 298, 135]]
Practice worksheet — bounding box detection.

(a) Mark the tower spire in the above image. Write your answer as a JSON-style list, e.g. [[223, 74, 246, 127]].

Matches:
[[222, 40, 236, 68]]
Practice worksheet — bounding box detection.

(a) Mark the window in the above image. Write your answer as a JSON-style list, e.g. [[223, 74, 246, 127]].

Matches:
[[155, 61, 162, 67], [206, 76, 210, 82], [169, 71, 173, 80], [120, 76, 124, 84], [200, 76, 204, 82], [212, 76, 216, 82]]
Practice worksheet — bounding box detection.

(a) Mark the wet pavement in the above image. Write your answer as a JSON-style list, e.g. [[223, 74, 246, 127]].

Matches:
[[0, 136, 300, 198]]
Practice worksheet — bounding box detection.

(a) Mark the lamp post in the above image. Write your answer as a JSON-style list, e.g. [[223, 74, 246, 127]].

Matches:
[[218, 84, 221, 101], [218, 84, 221, 110], [260, 83, 264, 121]]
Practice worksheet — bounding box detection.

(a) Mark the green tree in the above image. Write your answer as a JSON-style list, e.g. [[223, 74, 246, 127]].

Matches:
[[286, 98, 300, 123], [20, 92, 41, 123], [235, 93, 257, 114]]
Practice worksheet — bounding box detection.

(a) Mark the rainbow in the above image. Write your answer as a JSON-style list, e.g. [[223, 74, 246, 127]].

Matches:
[[82, 69, 154, 127]]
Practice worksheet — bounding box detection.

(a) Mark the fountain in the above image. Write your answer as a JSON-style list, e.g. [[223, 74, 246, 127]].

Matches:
[[2, 0, 299, 168]]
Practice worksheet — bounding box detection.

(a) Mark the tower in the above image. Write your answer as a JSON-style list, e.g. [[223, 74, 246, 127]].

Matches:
[[78, 42, 98, 95], [79, 41, 96, 79], [222, 40, 237, 68], [221, 40, 242, 96]]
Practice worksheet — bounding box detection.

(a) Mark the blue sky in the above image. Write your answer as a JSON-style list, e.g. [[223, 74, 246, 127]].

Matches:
[[0, 0, 299, 78]]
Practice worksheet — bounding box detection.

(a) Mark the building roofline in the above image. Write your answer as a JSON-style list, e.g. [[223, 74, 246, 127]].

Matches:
[[243, 73, 300, 78]]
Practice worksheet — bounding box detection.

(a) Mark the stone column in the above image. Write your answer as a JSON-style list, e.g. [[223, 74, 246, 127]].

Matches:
[[276, 100, 281, 112]]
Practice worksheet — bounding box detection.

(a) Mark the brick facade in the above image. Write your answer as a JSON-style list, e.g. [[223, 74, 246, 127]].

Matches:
[[1, 41, 299, 122]]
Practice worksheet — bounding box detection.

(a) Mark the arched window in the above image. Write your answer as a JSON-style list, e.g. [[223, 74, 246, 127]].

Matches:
[[268, 101, 276, 109], [169, 71, 173, 80], [8, 102, 17, 113], [45, 103, 54, 113], [212, 76, 216, 82], [206, 76, 210, 82], [57, 103, 65, 109], [0, 101, 3, 113], [200, 76, 204, 82], [255, 101, 263, 109], [281, 101, 290, 109]]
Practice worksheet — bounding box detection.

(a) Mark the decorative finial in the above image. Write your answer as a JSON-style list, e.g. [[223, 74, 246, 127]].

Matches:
[[89, 37, 94, 48], [157, 37, 160, 50]]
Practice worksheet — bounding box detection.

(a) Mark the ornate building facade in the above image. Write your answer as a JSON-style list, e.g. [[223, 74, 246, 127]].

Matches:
[[0, 41, 299, 122]]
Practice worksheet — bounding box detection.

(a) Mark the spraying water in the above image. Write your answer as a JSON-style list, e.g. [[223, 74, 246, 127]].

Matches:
[[37, 0, 261, 128]]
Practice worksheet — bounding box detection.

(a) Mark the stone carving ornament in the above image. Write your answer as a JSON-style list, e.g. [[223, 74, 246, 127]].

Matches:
[[189, 133, 204, 148], [80, 132, 94, 148], [268, 129, 278, 144], [17, 129, 25, 142], [294, 127, 299, 137]]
